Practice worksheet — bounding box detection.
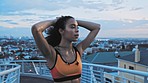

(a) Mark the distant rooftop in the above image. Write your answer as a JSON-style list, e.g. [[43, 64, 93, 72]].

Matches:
[[118, 50, 148, 66], [84, 51, 133, 64]]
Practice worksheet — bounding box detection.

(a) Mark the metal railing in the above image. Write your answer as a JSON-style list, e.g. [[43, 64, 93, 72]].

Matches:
[[0, 64, 21, 83], [10, 60, 148, 83], [10, 60, 53, 79], [82, 63, 148, 83]]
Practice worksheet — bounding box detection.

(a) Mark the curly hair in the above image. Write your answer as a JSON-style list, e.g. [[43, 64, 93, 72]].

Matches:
[[45, 16, 74, 47]]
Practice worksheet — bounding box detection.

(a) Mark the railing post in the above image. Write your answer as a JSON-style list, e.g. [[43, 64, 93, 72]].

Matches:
[[0, 76, 2, 83], [22, 60, 24, 74], [100, 68, 104, 83], [112, 76, 115, 83], [0, 66, 2, 83], [39, 62, 42, 75], [144, 76, 148, 83], [32, 61, 39, 75], [17, 68, 20, 83], [121, 72, 127, 83], [90, 66, 93, 83], [0, 66, 1, 71]]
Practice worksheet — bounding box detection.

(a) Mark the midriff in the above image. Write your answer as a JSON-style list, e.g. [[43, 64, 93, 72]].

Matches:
[[54, 78, 81, 83]]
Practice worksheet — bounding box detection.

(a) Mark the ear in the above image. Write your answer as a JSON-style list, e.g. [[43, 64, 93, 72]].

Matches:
[[59, 28, 64, 34]]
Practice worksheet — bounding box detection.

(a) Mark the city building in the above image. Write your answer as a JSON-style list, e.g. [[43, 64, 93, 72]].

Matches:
[[118, 45, 148, 83]]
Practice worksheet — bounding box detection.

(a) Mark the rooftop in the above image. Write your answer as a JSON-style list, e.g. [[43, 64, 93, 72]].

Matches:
[[118, 50, 148, 66], [20, 75, 53, 83], [84, 51, 133, 64]]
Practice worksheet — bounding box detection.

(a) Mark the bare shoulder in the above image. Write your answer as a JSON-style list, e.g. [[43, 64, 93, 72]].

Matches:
[[76, 44, 83, 56]]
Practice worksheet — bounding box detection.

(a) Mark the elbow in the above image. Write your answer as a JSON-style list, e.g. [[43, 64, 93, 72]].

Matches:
[[31, 24, 40, 34], [31, 24, 41, 37], [31, 25, 37, 34], [98, 24, 101, 28], [96, 24, 101, 31]]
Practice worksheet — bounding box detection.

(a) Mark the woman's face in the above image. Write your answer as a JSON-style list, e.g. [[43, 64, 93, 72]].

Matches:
[[61, 18, 79, 42]]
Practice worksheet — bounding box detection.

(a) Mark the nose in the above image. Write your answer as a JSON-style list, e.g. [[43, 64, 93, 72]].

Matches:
[[75, 28, 79, 33]]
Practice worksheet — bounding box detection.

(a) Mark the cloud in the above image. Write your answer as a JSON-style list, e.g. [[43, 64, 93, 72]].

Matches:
[[1, 0, 148, 21], [99, 26, 148, 38], [0, 0, 148, 38], [0, 4, 148, 29], [0, 15, 39, 28], [130, 7, 143, 11], [112, 0, 124, 4], [0, 20, 18, 24], [0, 27, 32, 37], [82, 0, 124, 5], [114, 7, 125, 10], [98, 20, 148, 38], [116, 27, 148, 38], [82, 0, 102, 4]]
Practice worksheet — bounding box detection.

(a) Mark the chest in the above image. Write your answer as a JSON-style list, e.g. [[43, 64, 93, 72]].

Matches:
[[55, 52, 82, 75], [57, 49, 76, 63]]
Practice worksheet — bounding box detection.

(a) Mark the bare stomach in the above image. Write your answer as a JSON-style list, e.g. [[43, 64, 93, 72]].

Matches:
[[54, 78, 80, 83]]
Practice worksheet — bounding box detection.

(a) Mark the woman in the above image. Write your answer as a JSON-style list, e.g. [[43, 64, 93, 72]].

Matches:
[[31, 16, 100, 83]]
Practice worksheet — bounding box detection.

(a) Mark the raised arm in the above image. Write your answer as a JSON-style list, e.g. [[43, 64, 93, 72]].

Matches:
[[31, 20, 56, 61], [76, 20, 100, 54]]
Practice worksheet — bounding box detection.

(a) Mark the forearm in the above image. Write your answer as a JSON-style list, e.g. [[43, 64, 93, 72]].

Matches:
[[32, 20, 55, 33], [31, 20, 55, 57], [76, 20, 101, 52], [77, 20, 100, 31]]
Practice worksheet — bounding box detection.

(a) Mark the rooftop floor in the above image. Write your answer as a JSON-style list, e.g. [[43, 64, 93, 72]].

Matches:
[[20, 76, 54, 83]]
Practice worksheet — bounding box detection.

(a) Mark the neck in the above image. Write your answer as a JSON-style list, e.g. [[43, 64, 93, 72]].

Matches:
[[58, 39, 73, 49], [58, 44, 73, 49]]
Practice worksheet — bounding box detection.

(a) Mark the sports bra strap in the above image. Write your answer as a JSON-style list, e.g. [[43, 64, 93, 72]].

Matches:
[[73, 46, 81, 57]]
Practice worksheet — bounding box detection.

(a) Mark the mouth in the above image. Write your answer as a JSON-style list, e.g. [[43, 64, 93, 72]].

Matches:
[[74, 34, 79, 38]]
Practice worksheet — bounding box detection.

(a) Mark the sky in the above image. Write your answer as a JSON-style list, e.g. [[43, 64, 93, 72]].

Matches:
[[0, 0, 148, 38]]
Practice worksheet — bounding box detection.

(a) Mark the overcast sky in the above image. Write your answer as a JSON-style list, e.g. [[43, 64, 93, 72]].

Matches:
[[0, 0, 148, 38]]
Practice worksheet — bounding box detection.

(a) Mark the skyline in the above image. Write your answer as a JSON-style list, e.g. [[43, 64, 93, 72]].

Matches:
[[0, 0, 148, 38]]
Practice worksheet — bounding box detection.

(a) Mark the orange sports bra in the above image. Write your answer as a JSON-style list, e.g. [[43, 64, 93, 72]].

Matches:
[[50, 46, 82, 82]]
